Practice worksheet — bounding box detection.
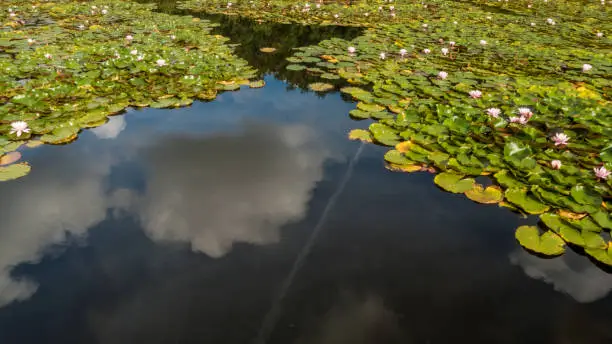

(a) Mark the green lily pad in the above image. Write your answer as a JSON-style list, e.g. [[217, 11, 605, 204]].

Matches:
[[0, 162, 31, 181], [464, 184, 504, 204], [505, 188, 550, 214], [434, 172, 475, 194], [515, 226, 565, 256]]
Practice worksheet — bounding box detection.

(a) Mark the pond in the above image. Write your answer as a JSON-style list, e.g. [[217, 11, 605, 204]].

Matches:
[[1, 0, 611, 343]]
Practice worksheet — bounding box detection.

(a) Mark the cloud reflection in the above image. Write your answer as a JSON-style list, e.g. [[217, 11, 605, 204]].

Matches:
[[510, 249, 612, 303], [137, 122, 329, 257], [90, 116, 127, 140], [0, 151, 113, 307]]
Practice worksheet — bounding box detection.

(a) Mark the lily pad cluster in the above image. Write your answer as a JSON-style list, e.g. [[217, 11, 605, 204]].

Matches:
[[179, 0, 612, 265], [1, 0, 258, 179]]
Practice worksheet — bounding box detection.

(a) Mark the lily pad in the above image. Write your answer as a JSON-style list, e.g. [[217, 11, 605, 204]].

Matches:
[[505, 188, 550, 214], [0, 162, 31, 181], [515, 226, 565, 256], [433, 172, 475, 194], [464, 184, 503, 204]]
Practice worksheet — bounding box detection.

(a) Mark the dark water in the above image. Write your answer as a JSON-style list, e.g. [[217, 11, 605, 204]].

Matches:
[[2, 3, 612, 344]]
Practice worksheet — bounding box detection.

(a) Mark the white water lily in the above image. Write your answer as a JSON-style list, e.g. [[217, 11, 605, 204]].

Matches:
[[156, 59, 167, 67], [582, 64, 592, 72], [551, 160, 562, 170], [596, 32, 603, 38], [390, 5, 394, 10], [27, 38, 35, 44], [546, 18, 556, 25], [126, 35, 133, 41], [171, 35, 176, 40], [379, 52, 386, 59], [480, 40, 487, 45], [44, 53, 52, 59], [399, 48, 407, 56], [423, 48, 431, 54], [348, 46, 356, 54], [469, 90, 482, 98], [78, 24, 85, 30], [130, 49, 138, 55], [437, 71, 448, 80], [10, 121, 30, 137], [422, 23, 428, 28], [101, 9, 108, 14], [531, 22, 536, 26], [334, 14, 339, 18], [441, 47, 449, 55]]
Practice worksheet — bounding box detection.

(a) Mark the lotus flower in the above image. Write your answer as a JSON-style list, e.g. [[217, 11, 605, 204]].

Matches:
[[596, 32, 603, 37], [469, 90, 482, 98], [437, 71, 448, 80], [348, 46, 356, 54], [399, 48, 407, 57], [10, 121, 30, 137], [156, 59, 167, 67], [441, 48, 449, 55], [486, 108, 501, 118], [551, 133, 569, 146], [582, 64, 592, 72], [480, 40, 487, 45], [594, 166, 611, 180], [551, 160, 562, 170], [379, 52, 386, 59], [517, 107, 533, 119], [44, 53, 52, 59], [423, 48, 431, 54]]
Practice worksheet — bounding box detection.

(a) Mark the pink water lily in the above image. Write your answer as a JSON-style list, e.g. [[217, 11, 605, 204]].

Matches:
[[551, 133, 569, 146], [399, 48, 407, 57], [469, 90, 482, 98], [10, 121, 30, 137], [596, 32, 604, 38], [437, 71, 448, 80], [510, 116, 528, 124], [449, 41, 456, 46], [517, 107, 533, 119], [551, 160, 562, 170], [594, 166, 611, 180], [486, 108, 501, 118], [423, 48, 431, 54], [348, 46, 356, 54]]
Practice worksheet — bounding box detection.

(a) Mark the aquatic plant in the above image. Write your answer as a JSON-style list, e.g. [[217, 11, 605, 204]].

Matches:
[[0, 0, 257, 179]]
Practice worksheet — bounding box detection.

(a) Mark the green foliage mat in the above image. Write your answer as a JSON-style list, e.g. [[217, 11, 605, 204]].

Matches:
[[179, 0, 612, 265], [0, 0, 257, 179]]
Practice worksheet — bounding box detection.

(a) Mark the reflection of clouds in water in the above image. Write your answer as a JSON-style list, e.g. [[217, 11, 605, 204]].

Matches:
[[138, 123, 330, 257], [510, 249, 612, 303], [0, 152, 113, 307], [294, 294, 405, 344], [90, 116, 126, 139]]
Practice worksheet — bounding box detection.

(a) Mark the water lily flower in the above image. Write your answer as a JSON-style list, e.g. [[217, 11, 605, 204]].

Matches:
[[126, 35, 133, 41], [582, 64, 592, 72], [486, 16, 492, 20], [441, 48, 449, 55], [8, 8, 12, 12], [399, 48, 407, 57], [530, 22, 536, 26], [91, 5, 97, 9], [316, 4, 321, 8], [594, 166, 611, 180], [44, 53, 52, 59], [390, 5, 395, 10], [517, 107, 533, 119], [551, 160, 562, 170], [364, 12, 369, 16], [390, 12, 396, 18], [27, 38, 35, 44], [453, 21, 458, 24], [227, 2, 232, 8], [156, 59, 167, 67], [78, 24, 85, 30], [546, 18, 555, 25], [423, 48, 431, 54], [101, 9, 108, 14], [449, 41, 456, 47], [378, 6, 383, 10], [422, 23, 428, 28], [551, 133, 569, 146], [130, 49, 138, 55], [486, 108, 501, 118], [348, 46, 356, 54], [334, 14, 339, 19], [10, 121, 30, 137], [137, 55, 144, 61], [379, 52, 386, 59], [527, 4, 532, 8], [596, 32, 603, 37], [509, 116, 528, 124], [469, 90, 482, 98], [480, 40, 487, 45], [9, 13, 16, 18], [437, 71, 448, 80]]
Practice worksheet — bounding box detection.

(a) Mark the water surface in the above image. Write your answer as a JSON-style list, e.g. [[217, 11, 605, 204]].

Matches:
[[1, 3, 612, 344]]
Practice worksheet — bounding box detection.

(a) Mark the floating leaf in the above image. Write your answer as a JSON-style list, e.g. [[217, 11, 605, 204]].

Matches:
[[433, 172, 475, 193], [464, 184, 503, 204], [249, 80, 266, 88], [505, 188, 550, 214], [308, 83, 334, 92], [0, 151, 22, 166], [515, 226, 565, 256], [259, 47, 277, 53], [348, 129, 372, 143], [0, 162, 31, 181]]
